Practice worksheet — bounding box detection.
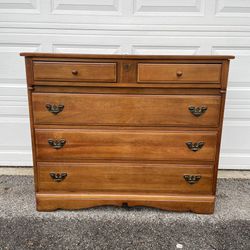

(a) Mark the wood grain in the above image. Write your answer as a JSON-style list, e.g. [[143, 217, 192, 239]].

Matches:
[[33, 62, 117, 82], [36, 193, 215, 214], [32, 93, 221, 127], [20, 52, 234, 60], [21, 53, 234, 213], [37, 162, 213, 194], [138, 63, 221, 83], [35, 129, 218, 162]]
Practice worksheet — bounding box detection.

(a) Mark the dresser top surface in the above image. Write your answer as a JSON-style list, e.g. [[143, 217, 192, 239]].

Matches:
[[20, 52, 234, 60]]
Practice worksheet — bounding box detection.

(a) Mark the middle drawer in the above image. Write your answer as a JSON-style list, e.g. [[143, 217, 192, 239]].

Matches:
[[35, 129, 217, 162], [32, 93, 221, 127]]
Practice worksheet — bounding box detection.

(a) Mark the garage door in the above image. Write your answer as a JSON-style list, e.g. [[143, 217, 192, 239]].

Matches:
[[0, 0, 249, 169]]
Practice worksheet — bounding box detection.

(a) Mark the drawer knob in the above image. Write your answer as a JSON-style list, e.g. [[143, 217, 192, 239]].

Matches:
[[176, 71, 183, 77], [189, 106, 207, 117], [46, 104, 64, 115], [50, 172, 67, 182], [48, 139, 66, 149], [183, 175, 201, 185], [72, 70, 78, 75], [186, 141, 204, 152]]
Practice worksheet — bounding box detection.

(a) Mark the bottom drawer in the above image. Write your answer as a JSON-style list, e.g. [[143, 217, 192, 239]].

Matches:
[[37, 162, 214, 195]]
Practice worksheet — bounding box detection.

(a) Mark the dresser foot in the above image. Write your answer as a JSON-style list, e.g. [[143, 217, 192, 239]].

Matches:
[[36, 193, 215, 214]]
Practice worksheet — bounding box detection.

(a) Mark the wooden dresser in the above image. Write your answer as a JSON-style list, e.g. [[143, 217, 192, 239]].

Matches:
[[21, 53, 234, 213]]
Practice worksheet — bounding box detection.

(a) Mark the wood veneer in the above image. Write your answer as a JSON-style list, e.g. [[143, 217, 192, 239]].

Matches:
[[21, 53, 234, 213], [32, 93, 221, 127], [33, 62, 117, 82], [35, 129, 218, 162], [137, 63, 221, 83], [37, 162, 213, 194]]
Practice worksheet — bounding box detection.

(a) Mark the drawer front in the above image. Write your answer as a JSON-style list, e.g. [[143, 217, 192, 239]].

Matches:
[[33, 93, 221, 127], [37, 162, 213, 194], [35, 129, 217, 162], [33, 62, 117, 82], [137, 63, 221, 83]]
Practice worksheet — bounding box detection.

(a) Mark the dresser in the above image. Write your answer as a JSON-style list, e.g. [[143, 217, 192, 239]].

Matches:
[[21, 53, 234, 213]]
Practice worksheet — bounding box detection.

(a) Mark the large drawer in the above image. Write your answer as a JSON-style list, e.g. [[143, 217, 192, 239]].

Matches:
[[32, 93, 221, 127], [137, 63, 221, 83], [37, 162, 213, 195], [33, 61, 117, 82], [35, 129, 218, 162]]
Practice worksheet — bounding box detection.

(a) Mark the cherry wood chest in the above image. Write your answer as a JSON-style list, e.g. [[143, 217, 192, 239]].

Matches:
[[21, 53, 234, 213]]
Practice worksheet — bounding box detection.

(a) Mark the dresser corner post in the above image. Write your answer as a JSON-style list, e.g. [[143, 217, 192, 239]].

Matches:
[[212, 59, 232, 195], [23, 56, 38, 193], [221, 59, 230, 90]]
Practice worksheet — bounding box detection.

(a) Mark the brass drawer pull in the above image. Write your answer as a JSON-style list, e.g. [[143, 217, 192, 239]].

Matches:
[[186, 141, 204, 152], [184, 175, 201, 185], [189, 106, 207, 117], [72, 70, 78, 75], [48, 139, 66, 149], [50, 172, 67, 182], [46, 104, 64, 115]]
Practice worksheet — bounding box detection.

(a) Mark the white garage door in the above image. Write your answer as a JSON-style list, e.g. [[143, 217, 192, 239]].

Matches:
[[0, 0, 249, 169]]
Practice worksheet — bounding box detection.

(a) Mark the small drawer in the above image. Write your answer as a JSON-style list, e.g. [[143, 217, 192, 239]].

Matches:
[[33, 61, 117, 82], [32, 93, 221, 127], [137, 63, 221, 83], [37, 162, 213, 194], [35, 129, 218, 162]]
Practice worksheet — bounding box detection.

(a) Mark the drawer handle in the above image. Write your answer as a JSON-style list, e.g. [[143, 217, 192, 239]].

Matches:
[[50, 172, 67, 182], [186, 141, 204, 152], [176, 71, 183, 77], [189, 106, 207, 117], [48, 139, 66, 149], [46, 104, 64, 115], [72, 70, 78, 75], [183, 175, 201, 185]]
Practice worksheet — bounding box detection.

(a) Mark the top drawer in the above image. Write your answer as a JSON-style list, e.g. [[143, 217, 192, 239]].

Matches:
[[137, 63, 221, 83], [33, 62, 117, 82]]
